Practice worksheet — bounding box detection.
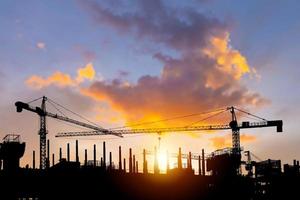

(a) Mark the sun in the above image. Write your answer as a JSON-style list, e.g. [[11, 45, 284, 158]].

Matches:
[[157, 151, 168, 172]]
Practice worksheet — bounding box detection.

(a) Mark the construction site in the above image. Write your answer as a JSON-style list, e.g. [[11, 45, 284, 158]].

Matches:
[[0, 96, 299, 200]]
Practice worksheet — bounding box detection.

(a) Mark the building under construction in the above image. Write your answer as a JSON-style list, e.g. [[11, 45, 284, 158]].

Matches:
[[0, 96, 299, 199], [0, 134, 299, 200]]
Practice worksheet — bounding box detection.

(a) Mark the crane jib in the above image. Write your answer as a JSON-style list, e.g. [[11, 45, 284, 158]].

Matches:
[[55, 119, 283, 137]]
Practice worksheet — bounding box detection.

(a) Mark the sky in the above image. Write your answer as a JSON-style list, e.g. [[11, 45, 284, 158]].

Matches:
[[0, 0, 299, 171]]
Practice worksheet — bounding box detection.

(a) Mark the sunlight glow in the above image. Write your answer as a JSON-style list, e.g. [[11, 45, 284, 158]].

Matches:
[[157, 151, 168, 172]]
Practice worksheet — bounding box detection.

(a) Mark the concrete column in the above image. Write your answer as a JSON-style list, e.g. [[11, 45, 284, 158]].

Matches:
[[143, 149, 147, 174], [75, 140, 79, 163], [178, 147, 182, 169], [202, 149, 205, 176], [129, 148, 132, 173], [109, 152, 112, 169], [119, 146, 122, 170], [103, 142, 106, 169], [59, 148, 62, 162], [84, 149, 87, 166], [198, 155, 201, 175], [189, 151, 192, 169], [133, 155, 136, 173], [33, 150, 35, 169], [93, 144, 96, 167], [67, 143, 70, 162]]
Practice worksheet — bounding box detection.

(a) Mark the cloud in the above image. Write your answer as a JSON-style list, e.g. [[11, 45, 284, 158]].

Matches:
[[25, 1, 268, 130], [76, 63, 95, 82], [36, 42, 46, 49], [210, 134, 256, 149], [81, 0, 227, 52], [26, 63, 95, 89], [77, 0, 268, 127]]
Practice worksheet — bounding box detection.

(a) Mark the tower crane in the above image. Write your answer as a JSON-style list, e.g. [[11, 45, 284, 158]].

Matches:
[[15, 96, 121, 170], [56, 106, 283, 156]]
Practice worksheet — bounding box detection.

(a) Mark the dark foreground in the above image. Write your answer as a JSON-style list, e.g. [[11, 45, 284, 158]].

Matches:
[[1, 168, 299, 200]]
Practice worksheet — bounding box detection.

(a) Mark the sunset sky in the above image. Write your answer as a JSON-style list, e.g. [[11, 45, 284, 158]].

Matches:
[[0, 0, 299, 170]]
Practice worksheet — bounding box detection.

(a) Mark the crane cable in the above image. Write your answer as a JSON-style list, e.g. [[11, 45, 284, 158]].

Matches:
[[250, 152, 262, 162], [47, 100, 67, 117], [109, 107, 227, 130], [46, 100, 93, 131], [26, 96, 43, 104], [234, 107, 267, 121], [184, 108, 228, 128], [47, 98, 104, 129]]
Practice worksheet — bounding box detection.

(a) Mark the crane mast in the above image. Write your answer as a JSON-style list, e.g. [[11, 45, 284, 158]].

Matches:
[[229, 106, 240, 154], [39, 96, 47, 169]]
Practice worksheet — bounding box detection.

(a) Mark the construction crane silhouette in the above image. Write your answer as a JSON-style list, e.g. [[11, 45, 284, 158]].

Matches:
[[56, 106, 283, 155], [15, 96, 121, 170]]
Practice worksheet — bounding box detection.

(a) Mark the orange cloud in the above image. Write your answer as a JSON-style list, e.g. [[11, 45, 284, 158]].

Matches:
[[210, 133, 256, 149], [26, 63, 95, 89], [76, 63, 95, 83], [203, 32, 257, 89], [210, 136, 231, 149]]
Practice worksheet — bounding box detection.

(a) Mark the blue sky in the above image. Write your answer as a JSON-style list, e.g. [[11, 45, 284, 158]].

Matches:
[[0, 0, 299, 169]]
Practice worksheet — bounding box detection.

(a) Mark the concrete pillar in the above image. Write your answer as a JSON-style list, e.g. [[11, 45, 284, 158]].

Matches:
[[143, 149, 148, 174], [67, 143, 70, 162], [178, 147, 182, 169], [119, 146, 122, 170], [198, 155, 201, 175], [84, 149, 87, 166], [129, 148, 132, 173], [59, 148, 62, 162], [75, 140, 79, 163], [103, 142, 106, 169], [33, 150, 35, 169], [202, 149, 205, 176], [93, 144, 96, 167], [133, 155, 136, 173], [109, 152, 112, 169]]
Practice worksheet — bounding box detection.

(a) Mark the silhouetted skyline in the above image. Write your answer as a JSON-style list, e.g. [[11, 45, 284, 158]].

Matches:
[[0, 0, 299, 168]]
